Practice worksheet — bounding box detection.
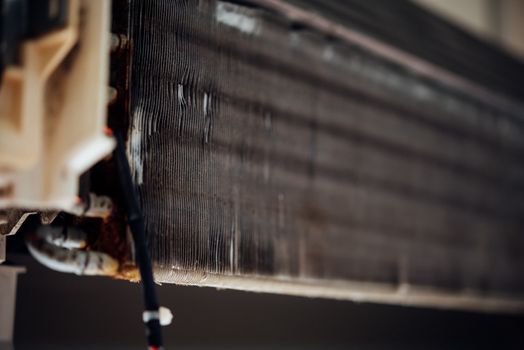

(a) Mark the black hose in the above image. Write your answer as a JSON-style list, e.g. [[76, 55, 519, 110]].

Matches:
[[113, 131, 163, 349]]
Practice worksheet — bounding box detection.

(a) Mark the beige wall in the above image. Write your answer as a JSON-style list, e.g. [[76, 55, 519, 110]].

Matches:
[[413, 0, 524, 58], [500, 0, 524, 56]]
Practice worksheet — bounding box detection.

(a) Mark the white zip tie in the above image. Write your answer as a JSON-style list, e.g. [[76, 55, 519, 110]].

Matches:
[[143, 307, 173, 326], [142, 310, 160, 323]]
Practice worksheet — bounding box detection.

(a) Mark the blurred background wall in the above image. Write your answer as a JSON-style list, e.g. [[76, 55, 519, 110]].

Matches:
[[10, 254, 524, 349], [414, 0, 524, 57]]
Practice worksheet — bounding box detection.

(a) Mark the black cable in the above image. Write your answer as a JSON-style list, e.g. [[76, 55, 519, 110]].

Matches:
[[113, 131, 164, 350]]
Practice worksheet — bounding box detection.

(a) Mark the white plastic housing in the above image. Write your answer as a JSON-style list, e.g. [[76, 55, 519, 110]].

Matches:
[[0, 0, 114, 211]]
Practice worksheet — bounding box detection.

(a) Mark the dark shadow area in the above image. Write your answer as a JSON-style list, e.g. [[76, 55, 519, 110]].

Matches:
[[10, 254, 524, 350]]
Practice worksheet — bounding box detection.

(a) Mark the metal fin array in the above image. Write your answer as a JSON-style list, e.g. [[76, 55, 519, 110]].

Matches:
[[128, 0, 524, 311]]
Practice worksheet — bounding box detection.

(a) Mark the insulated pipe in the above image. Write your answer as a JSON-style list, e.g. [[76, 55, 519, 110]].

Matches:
[[26, 225, 119, 276], [40, 225, 88, 249]]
